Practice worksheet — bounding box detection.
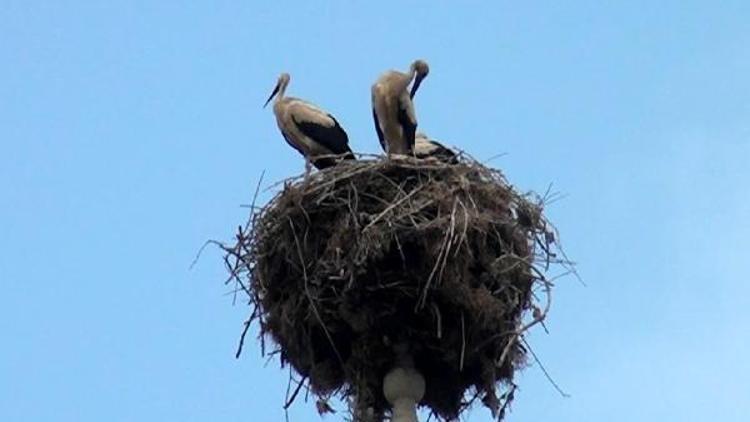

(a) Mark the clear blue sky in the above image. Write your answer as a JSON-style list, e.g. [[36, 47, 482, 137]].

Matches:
[[2, 1, 748, 421]]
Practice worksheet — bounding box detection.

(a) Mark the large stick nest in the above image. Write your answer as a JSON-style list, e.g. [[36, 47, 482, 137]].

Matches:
[[223, 156, 568, 421]]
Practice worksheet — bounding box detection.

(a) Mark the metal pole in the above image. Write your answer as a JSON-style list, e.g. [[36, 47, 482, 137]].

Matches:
[[382, 344, 425, 422]]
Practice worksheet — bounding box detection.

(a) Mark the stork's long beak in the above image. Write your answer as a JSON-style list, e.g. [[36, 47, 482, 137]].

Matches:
[[409, 74, 425, 99], [263, 83, 280, 108]]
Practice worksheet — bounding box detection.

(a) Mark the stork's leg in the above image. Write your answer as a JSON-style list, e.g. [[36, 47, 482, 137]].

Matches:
[[304, 158, 312, 179], [299, 158, 313, 191]]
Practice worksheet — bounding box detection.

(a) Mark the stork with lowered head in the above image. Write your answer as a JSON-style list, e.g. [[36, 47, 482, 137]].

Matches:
[[414, 133, 458, 164], [371, 60, 430, 156], [264, 73, 355, 171]]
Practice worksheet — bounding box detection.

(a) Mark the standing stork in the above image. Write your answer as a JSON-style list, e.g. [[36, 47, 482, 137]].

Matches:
[[414, 133, 458, 164], [371, 60, 430, 156], [264, 73, 355, 170]]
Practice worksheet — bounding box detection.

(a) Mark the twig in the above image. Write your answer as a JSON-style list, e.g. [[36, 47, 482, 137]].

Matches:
[[431, 302, 442, 339], [496, 270, 552, 367], [481, 152, 509, 165], [189, 239, 219, 270], [288, 218, 345, 366], [284, 374, 308, 409], [521, 337, 569, 397], [417, 199, 458, 310], [459, 312, 466, 372], [235, 316, 252, 358], [496, 384, 517, 422], [244, 170, 266, 231], [362, 186, 422, 231]]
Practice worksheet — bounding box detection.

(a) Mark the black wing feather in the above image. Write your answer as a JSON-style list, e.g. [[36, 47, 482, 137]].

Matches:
[[293, 115, 353, 157], [293, 115, 354, 169], [372, 108, 387, 153], [397, 104, 416, 154]]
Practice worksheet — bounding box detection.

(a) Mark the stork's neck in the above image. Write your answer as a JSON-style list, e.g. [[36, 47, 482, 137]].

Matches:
[[276, 79, 289, 103], [395, 67, 416, 92], [409, 63, 419, 79]]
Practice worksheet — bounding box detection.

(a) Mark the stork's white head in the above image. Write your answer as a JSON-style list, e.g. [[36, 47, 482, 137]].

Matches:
[[264, 73, 291, 108], [409, 59, 430, 98]]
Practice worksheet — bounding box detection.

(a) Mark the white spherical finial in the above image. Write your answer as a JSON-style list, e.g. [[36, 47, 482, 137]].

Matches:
[[383, 345, 425, 422]]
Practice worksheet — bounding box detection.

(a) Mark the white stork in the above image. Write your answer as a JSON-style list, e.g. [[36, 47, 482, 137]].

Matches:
[[264, 73, 355, 170], [414, 133, 458, 163], [371, 60, 430, 156]]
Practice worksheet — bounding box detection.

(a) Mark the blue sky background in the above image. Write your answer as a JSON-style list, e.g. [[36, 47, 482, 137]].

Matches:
[[2, 1, 749, 421]]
